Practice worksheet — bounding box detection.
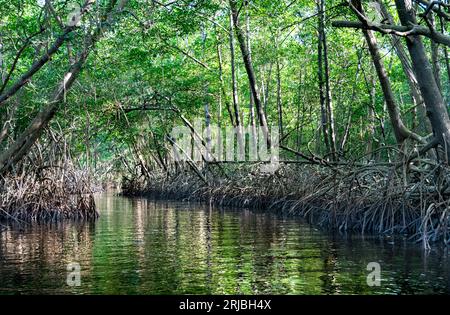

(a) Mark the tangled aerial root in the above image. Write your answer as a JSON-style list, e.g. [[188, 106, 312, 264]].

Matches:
[[0, 164, 98, 222], [123, 161, 450, 248]]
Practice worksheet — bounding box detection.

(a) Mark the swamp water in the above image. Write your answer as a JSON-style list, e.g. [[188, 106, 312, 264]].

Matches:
[[0, 194, 449, 294]]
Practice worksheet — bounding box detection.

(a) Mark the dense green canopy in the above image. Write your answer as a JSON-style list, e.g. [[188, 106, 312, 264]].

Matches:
[[0, 0, 449, 175]]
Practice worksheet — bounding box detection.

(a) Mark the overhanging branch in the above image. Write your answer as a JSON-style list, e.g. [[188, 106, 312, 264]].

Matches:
[[332, 20, 450, 48]]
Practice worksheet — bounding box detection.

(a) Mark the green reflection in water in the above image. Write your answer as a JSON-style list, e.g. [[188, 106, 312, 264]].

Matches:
[[0, 195, 449, 294]]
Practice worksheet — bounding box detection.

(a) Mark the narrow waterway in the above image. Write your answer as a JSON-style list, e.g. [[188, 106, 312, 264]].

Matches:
[[0, 194, 449, 294]]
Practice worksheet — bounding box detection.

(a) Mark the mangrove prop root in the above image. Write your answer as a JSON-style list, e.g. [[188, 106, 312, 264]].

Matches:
[[122, 161, 450, 246], [0, 163, 98, 222]]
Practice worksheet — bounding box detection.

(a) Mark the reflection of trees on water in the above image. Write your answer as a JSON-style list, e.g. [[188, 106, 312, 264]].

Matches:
[[0, 221, 95, 294], [1, 196, 450, 294], [317, 235, 450, 294]]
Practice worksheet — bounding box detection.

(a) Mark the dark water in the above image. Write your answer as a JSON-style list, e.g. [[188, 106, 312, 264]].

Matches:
[[0, 195, 449, 294]]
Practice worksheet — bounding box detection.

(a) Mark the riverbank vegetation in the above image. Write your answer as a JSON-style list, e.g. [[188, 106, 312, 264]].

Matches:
[[1, 0, 450, 246]]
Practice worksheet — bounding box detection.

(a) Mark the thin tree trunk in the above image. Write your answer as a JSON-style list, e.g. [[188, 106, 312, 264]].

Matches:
[[0, 36, 5, 84], [84, 101, 90, 170], [229, 9, 245, 158], [366, 74, 376, 160], [317, 0, 330, 154], [229, 0, 270, 146], [245, 6, 258, 159], [321, 0, 337, 158], [203, 26, 212, 163], [229, 10, 241, 129], [215, 31, 235, 127], [150, 130, 167, 172], [296, 65, 308, 152], [262, 63, 272, 114], [275, 37, 284, 139], [204, 100, 212, 161]]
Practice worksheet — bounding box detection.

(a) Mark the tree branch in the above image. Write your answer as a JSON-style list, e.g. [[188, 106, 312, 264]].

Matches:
[[332, 20, 450, 48], [0, 0, 96, 108]]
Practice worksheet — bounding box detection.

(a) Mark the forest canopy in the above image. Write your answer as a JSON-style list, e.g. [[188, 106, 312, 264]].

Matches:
[[1, 0, 450, 246]]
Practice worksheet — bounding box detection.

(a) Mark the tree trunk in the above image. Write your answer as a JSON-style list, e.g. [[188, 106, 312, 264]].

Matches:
[[321, 0, 337, 158], [374, 0, 430, 134], [317, 0, 330, 154], [395, 0, 450, 161], [245, 6, 258, 159], [229, 0, 270, 146], [0, 58, 86, 174], [0, 0, 128, 174], [0, 0, 96, 108], [430, 13, 443, 93], [262, 63, 272, 115], [215, 31, 235, 127], [229, 10, 241, 129], [366, 74, 377, 160], [439, 15, 450, 103], [229, 8, 245, 158], [351, 0, 423, 146], [0, 36, 5, 84], [203, 26, 212, 163], [275, 38, 284, 139]]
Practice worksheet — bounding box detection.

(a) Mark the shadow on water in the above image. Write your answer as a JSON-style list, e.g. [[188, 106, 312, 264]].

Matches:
[[0, 194, 449, 294]]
